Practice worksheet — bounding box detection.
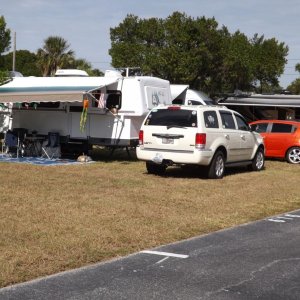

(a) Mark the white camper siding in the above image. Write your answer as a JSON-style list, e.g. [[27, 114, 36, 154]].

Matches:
[[89, 114, 118, 140], [12, 110, 69, 136], [69, 112, 88, 139], [130, 116, 145, 139], [118, 78, 144, 116], [118, 77, 172, 116]]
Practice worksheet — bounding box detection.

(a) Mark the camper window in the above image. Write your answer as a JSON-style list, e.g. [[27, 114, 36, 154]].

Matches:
[[106, 91, 122, 110], [91, 90, 102, 108]]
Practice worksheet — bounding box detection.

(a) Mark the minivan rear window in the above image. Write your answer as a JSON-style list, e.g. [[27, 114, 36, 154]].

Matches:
[[145, 109, 197, 127]]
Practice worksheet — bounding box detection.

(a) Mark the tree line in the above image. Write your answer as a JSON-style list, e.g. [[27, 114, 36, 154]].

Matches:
[[1, 12, 300, 94], [109, 12, 291, 94]]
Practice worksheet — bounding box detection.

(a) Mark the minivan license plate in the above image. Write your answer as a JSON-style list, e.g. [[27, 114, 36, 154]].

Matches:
[[162, 138, 174, 144]]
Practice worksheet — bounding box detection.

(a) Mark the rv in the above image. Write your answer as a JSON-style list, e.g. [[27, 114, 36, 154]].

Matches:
[[0, 70, 172, 154], [218, 92, 300, 122]]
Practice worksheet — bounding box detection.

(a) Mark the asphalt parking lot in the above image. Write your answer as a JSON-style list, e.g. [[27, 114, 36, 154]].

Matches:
[[1, 210, 300, 300]]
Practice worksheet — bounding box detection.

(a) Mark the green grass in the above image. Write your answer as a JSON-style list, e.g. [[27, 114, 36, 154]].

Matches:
[[0, 149, 299, 287]]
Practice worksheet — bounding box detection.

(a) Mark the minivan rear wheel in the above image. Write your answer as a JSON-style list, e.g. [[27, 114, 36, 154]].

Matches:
[[146, 161, 167, 175], [207, 151, 225, 179]]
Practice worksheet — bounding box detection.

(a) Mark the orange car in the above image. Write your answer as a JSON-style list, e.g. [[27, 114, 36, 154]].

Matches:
[[250, 120, 300, 164]]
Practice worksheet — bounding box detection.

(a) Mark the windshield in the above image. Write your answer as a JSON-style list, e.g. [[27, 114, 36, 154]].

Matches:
[[145, 109, 198, 128]]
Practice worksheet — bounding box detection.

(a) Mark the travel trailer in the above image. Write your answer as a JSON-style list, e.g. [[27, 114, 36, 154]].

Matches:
[[0, 70, 172, 154]]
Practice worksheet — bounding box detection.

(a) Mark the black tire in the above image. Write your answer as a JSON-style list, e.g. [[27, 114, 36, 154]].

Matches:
[[286, 147, 300, 164], [207, 151, 225, 179], [250, 147, 265, 171], [146, 161, 167, 175]]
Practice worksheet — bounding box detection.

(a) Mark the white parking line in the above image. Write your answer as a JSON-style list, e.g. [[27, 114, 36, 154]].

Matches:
[[267, 213, 300, 223], [268, 218, 286, 223], [277, 216, 294, 220], [140, 250, 189, 259], [285, 214, 300, 218], [155, 257, 169, 264]]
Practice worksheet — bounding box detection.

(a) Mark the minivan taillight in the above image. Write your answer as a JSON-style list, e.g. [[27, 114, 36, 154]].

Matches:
[[195, 133, 206, 149], [139, 130, 144, 145]]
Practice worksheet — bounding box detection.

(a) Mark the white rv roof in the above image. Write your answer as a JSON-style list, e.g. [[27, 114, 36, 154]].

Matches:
[[0, 76, 119, 103], [55, 69, 89, 77]]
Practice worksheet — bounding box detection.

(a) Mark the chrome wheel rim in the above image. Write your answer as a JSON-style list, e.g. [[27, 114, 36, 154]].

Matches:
[[256, 151, 264, 169], [288, 148, 300, 164], [215, 155, 224, 177]]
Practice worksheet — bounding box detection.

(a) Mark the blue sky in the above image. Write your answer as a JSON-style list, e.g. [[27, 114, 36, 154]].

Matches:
[[1, 0, 300, 88]]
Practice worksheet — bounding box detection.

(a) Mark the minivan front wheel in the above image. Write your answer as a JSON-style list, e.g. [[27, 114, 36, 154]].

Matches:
[[146, 161, 167, 175], [286, 147, 300, 164], [207, 151, 225, 179]]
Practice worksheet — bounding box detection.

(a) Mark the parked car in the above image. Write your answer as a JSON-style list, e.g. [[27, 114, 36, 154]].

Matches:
[[250, 120, 300, 164], [136, 105, 265, 179]]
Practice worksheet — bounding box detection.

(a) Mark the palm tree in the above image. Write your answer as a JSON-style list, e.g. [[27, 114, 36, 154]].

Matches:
[[37, 36, 75, 76]]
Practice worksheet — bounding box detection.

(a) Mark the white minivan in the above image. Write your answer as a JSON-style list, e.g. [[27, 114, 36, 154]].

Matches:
[[136, 105, 265, 179]]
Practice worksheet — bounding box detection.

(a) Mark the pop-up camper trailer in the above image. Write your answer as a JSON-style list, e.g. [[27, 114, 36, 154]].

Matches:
[[0, 70, 172, 154], [170, 84, 214, 105]]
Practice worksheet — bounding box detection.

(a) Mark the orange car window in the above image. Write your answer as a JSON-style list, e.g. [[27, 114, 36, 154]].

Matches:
[[271, 123, 293, 133], [252, 123, 268, 133]]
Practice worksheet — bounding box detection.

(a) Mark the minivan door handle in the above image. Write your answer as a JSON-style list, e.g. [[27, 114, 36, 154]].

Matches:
[[240, 135, 246, 140], [224, 134, 229, 140]]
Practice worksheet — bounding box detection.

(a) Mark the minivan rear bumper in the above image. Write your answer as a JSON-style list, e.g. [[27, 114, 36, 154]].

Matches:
[[136, 146, 213, 166]]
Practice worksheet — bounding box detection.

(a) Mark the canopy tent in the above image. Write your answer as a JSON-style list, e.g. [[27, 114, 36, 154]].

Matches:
[[0, 76, 120, 103]]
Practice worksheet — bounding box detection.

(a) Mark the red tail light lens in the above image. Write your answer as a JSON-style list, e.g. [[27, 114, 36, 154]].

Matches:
[[167, 106, 181, 110], [139, 130, 144, 145], [195, 133, 206, 149]]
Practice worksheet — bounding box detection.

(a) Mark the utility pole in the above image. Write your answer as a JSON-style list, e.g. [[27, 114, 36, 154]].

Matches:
[[12, 31, 16, 71]]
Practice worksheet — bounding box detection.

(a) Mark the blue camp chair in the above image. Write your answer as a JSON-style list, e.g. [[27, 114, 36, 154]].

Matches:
[[3, 130, 26, 157]]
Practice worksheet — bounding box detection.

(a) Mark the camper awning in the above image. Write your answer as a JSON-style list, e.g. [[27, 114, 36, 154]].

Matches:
[[0, 76, 119, 103], [218, 94, 300, 107]]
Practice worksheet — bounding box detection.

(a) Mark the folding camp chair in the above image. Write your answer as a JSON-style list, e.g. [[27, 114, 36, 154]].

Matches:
[[41, 132, 61, 159], [3, 130, 26, 157]]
